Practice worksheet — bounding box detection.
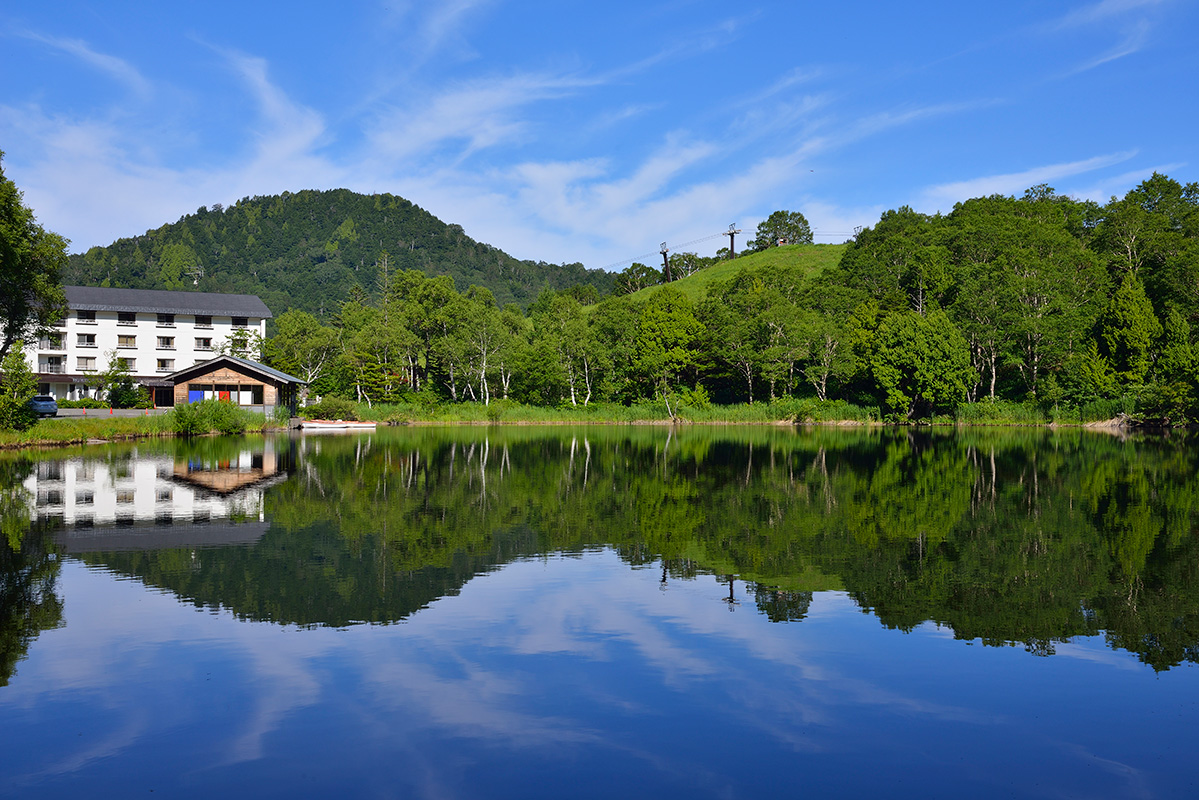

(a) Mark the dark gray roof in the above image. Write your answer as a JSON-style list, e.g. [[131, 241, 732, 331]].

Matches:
[[52, 521, 269, 553], [64, 285, 272, 318], [167, 354, 306, 385]]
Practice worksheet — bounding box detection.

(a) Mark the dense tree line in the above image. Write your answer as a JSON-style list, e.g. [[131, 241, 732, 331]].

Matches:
[[825, 174, 1199, 419], [265, 175, 1199, 421], [64, 189, 615, 316]]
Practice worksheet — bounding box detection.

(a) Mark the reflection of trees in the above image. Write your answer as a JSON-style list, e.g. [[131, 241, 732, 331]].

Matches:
[[66, 426, 1199, 669], [752, 584, 812, 622], [0, 457, 63, 685]]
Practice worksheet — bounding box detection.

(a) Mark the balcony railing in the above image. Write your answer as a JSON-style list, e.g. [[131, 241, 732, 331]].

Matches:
[[39, 364, 66, 374], [38, 339, 65, 351]]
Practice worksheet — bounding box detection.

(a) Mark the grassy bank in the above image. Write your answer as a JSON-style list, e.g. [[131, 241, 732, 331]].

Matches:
[[346, 398, 880, 425], [0, 396, 1161, 450], [0, 401, 283, 449]]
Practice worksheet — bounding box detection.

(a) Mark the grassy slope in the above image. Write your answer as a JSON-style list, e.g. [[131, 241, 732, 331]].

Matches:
[[626, 243, 847, 304]]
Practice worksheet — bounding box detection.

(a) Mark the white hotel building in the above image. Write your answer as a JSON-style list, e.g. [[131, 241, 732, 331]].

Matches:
[[25, 286, 272, 406]]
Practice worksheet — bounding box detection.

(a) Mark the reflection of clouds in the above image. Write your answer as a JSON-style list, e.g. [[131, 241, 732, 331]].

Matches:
[[28, 710, 148, 782], [216, 629, 331, 765], [0, 550, 1171, 797], [1053, 640, 1142, 671]]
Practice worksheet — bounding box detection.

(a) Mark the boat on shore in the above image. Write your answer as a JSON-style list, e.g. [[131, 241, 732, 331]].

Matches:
[[298, 419, 377, 431]]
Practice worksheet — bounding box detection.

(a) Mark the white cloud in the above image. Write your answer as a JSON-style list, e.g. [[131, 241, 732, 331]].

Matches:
[[800, 200, 887, 243], [916, 151, 1139, 211], [1051, 0, 1169, 29], [1064, 18, 1154, 74], [17, 31, 152, 98], [1062, 162, 1187, 203], [365, 71, 594, 163]]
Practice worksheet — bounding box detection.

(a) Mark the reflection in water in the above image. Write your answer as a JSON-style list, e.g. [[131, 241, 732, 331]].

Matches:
[[21, 438, 293, 552], [2, 427, 1199, 667], [0, 457, 62, 686], [2, 428, 1199, 799]]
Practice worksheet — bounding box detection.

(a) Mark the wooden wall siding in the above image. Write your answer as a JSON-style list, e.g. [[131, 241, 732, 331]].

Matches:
[[173, 364, 281, 406]]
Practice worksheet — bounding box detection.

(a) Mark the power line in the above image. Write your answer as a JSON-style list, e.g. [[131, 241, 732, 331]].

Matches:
[[597, 228, 855, 272]]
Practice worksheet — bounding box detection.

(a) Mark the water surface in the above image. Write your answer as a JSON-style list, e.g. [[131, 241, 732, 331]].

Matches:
[[2, 427, 1198, 798]]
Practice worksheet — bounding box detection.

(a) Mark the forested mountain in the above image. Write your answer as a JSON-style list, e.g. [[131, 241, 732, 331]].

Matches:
[[64, 189, 615, 317]]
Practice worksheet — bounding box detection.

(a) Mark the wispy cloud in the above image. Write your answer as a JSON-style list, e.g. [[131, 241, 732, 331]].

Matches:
[[375, 0, 494, 68], [1063, 161, 1187, 202], [1050, 0, 1169, 30], [17, 31, 151, 98], [918, 151, 1139, 209], [365, 71, 595, 163], [1044, 0, 1170, 74], [1065, 18, 1153, 73], [217, 48, 328, 161], [846, 100, 1002, 142]]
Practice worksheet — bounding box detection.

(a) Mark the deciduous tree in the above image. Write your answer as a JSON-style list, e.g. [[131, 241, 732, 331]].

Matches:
[[750, 210, 813, 251], [0, 151, 68, 361]]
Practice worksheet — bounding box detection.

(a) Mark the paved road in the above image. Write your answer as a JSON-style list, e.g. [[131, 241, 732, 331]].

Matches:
[[51, 408, 171, 418]]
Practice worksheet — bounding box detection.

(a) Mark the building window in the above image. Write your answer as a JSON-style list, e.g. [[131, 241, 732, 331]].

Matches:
[[118, 335, 136, 348], [116, 489, 135, 504], [78, 356, 96, 372], [119, 357, 135, 371], [157, 313, 175, 327], [157, 358, 175, 372], [157, 336, 175, 349], [77, 332, 96, 347], [118, 311, 137, 325], [195, 315, 212, 328], [76, 490, 95, 505], [36, 461, 62, 481], [77, 310, 96, 324], [232, 316, 248, 328], [195, 337, 213, 351]]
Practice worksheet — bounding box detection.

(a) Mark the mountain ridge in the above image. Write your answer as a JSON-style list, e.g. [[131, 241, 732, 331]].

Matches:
[[65, 188, 616, 319]]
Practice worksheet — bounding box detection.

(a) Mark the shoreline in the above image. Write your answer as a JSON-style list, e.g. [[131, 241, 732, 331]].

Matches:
[[0, 414, 1164, 452]]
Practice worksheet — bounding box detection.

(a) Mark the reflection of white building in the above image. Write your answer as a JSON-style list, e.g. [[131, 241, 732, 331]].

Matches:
[[23, 285, 271, 405], [25, 441, 288, 551]]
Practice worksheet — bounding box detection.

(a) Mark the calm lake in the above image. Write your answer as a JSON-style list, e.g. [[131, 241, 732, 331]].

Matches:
[[2, 426, 1198, 798]]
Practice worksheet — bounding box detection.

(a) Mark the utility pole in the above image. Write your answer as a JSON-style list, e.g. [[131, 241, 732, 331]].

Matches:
[[726, 223, 742, 258], [660, 242, 671, 283]]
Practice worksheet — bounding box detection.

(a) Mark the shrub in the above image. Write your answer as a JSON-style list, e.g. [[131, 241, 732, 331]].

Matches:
[[302, 396, 359, 421], [0, 396, 35, 432], [1078, 396, 1135, 423], [673, 384, 711, 411], [168, 399, 259, 436], [955, 400, 1046, 426], [271, 404, 293, 426]]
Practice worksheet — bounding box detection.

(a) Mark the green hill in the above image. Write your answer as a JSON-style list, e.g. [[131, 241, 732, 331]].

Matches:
[[65, 189, 616, 318], [627, 243, 846, 304]]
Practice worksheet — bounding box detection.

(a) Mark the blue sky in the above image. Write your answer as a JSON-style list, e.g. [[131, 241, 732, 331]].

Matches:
[[1, 0, 1195, 271]]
